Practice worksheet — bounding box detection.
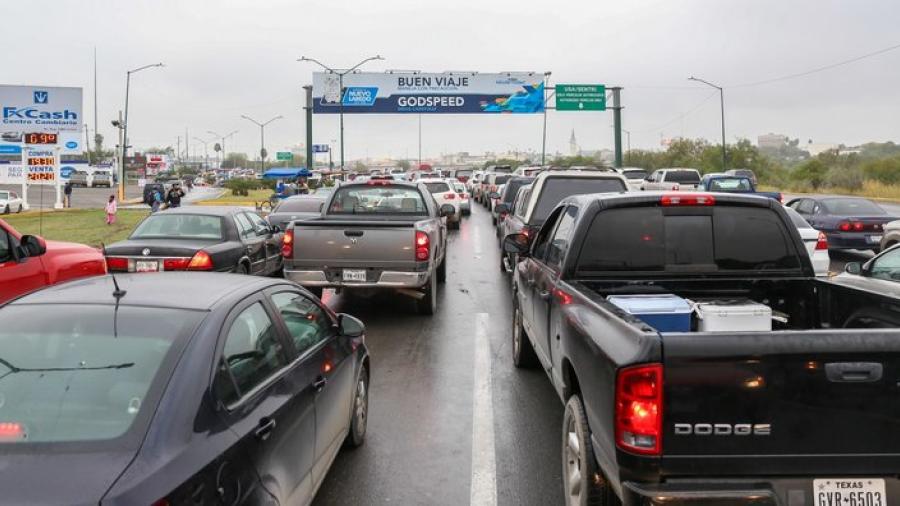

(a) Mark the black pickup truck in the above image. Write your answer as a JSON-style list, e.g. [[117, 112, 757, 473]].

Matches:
[[503, 191, 900, 506]]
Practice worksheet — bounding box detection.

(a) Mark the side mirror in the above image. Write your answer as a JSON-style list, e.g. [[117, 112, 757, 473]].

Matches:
[[644, 176, 652, 181], [845, 262, 863, 275], [337, 313, 365, 337], [495, 203, 510, 215], [440, 204, 456, 217], [18, 235, 46, 258], [489, 192, 500, 200], [271, 225, 282, 233], [502, 233, 531, 256]]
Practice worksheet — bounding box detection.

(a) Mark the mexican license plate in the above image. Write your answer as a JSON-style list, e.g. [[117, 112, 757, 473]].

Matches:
[[814, 478, 885, 506], [135, 260, 158, 273], [342, 269, 367, 282], [868, 235, 883, 244]]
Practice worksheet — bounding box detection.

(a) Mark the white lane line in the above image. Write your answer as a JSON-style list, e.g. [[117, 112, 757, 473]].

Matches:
[[470, 312, 497, 506]]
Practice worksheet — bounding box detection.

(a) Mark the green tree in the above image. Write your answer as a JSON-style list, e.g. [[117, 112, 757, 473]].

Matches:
[[483, 158, 523, 169], [397, 159, 411, 170], [222, 152, 249, 169], [791, 159, 828, 190]]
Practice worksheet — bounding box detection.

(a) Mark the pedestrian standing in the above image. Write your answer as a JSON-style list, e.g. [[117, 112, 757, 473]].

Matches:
[[105, 195, 117, 225], [166, 183, 185, 208], [63, 181, 73, 208], [150, 188, 163, 213]]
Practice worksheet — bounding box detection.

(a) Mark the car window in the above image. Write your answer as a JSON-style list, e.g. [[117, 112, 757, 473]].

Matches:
[[271, 291, 333, 354], [424, 182, 451, 193], [515, 188, 531, 217], [869, 248, 900, 281], [0, 191, 8, 200], [532, 177, 626, 224], [233, 212, 256, 239], [245, 212, 271, 236], [0, 227, 10, 263], [708, 178, 752, 191], [274, 198, 324, 213], [130, 214, 224, 240], [545, 206, 578, 270], [532, 205, 565, 261], [796, 199, 815, 214], [663, 170, 701, 184], [329, 185, 428, 215], [822, 198, 886, 215], [218, 302, 287, 405]]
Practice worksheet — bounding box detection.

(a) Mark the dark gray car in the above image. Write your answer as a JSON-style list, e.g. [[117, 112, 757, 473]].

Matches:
[[267, 195, 326, 231]]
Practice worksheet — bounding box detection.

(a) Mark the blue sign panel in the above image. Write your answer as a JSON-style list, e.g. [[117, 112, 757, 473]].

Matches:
[[342, 87, 378, 107], [65, 141, 78, 149], [0, 145, 22, 155], [312, 144, 330, 153]]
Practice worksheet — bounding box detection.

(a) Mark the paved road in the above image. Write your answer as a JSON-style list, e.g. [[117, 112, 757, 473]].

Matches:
[[313, 203, 563, 506]]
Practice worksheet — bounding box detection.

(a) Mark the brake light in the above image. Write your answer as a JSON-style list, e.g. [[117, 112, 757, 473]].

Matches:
[[445, 192, 456, 200], [616, 363, 663, 455], [554, 288, 573, 305], [853, 222, 864, 231], [282, 228, 294, 258], [163, 257, 190, 270], [415, 231, 430, 261], [187, 251, 214, 270], [816, 231, 828, 250], [671, 183, 680, 191], [778, 193, 784, 203], [838, 221, 851, 232], [366, 179, 392, 186], [0, 422, 24, 441], [660, 193, 715, 206], [459, 193, 468, 200], [106, 256, 128, 271]]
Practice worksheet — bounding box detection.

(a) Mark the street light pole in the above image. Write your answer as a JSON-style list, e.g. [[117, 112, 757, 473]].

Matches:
[[120, 62, 163, 200], [688, 76, 727, 171], [297, 55, 385, 176], [208, 129, 238, 168], [240, 115, 283, 173], [193, 137, 211, 170]]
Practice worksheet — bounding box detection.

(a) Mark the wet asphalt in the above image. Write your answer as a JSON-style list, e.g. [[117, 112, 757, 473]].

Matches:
[[313, 203, 564, 506]]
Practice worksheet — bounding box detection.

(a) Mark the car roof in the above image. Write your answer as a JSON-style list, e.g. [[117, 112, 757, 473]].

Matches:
[[418, 178, 451, 184], [560, 191, 774, 209], [9, 273, 293, 311], [153, 206, 244, 216]]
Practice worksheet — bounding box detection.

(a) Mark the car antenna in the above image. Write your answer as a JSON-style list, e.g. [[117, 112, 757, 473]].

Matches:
[[100, 242, 127, 299]]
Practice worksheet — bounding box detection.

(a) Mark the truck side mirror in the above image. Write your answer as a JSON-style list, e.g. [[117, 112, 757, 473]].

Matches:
[[495, 203, 510, 215], [337, 313, 365, 337], [440, 204, 456, 217], [18, 235, 46, 259], [502, 233, 531, 257]]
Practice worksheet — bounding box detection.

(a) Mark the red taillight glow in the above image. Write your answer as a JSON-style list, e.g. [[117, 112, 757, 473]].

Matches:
[[187, 251, 214, 270], [838, 221, 851, 232], [554, 288, 573, 305], [816, 231, 828, 250], [163, 258, 190, 270], [282, 228, 294, 258], [459, 193, 469, 200], [0, 422, 24, 441], [445, 192, 456, 200], [106, 257, 128, 271], [853, 222, 864, 231], [415, 231, 430, 261], [366, 179, 392, 186], [660, 193, 715, 207], [616, 363, 663, 455]]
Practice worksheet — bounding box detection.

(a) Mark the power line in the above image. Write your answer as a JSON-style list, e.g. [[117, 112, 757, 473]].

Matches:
[[729, 41, 900, 88]]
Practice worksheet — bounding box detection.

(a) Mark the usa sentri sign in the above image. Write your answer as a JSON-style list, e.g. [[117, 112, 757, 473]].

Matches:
[[312, 72, 545, 114], [0, 85, 83, 155]]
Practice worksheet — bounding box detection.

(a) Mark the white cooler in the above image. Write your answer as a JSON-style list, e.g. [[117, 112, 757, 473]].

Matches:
[[695, 299, 772, 332]]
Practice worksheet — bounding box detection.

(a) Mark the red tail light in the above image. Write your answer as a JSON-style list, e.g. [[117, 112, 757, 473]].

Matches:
[[163, 257, 190, 270], [366, 179, 392, 186], [616, 363, 663, 455], [778, 193, 784, 203], [445, 192, 456, 200], [282, 228, 294, 258], [459, 193, 468, 200], [660, 193, 715, 206], [554, 288, 573, 305], [0, 422, 24, 441], [106, 257, 128, 271], [187, 251, 214, 270], [816, 231, 828, 250], [838, 221, 850, 232], [415, 231, 430, 261], [853, 222, 864, 231]]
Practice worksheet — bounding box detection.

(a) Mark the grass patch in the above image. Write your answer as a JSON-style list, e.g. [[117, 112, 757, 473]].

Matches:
[[195, 189, 273, 205], [2, 209, 148, 247], [761, 180, 900, 202]]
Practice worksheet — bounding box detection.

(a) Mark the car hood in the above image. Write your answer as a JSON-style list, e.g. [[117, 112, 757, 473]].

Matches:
[[104, 238, 222, 257], [45, 239, 103, 256], [0, 450, 135, 505], [269, 211, 319, 227]]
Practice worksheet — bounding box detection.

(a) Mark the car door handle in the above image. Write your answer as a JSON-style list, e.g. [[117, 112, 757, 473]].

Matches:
[[538, 290, 551, 301], [825, 362, 883, 383], [312, 375, 328, 391], [344, 230, 364, 237], [254, 417, 277, 441]]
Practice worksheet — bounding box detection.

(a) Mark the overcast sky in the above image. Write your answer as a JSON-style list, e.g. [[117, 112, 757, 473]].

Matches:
[[5, 0, 900, 162]]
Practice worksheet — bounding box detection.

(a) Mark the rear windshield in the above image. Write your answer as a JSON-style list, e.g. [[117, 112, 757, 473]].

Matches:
[[0, 305, 202, 444], [665, 170, 701, 184], [130, 214, 223, 240], [823, 198, 885, 215], [494, 175, 512, 185], [622, 169, 648, 179], [491, 166, 513, 173], [502, 179, 532, 203], [575, 207, 801, 274], [424, 182, 451, 194], [533, 177, 627, 223], [707, 177, 752, 191], [274, 198, 324, 213], [455, 170, 473, 177], [329, 185, 428, 215]]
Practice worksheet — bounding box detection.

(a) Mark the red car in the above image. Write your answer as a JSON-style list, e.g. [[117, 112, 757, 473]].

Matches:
[[0, 218, 107, 304]]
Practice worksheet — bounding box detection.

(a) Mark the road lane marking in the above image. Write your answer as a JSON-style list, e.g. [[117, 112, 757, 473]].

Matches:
[[470, 312, 497, 506]]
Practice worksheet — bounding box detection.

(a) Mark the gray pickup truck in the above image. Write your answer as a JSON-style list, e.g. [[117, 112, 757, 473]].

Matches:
[[283, 179, 454, 314]]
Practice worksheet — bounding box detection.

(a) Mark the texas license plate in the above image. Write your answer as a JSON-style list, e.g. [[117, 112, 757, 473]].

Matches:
[[814, 478, 885, 506], [135, 260, 158, 273], [868, 235, 883, 244], [342, 269, 367, 282]]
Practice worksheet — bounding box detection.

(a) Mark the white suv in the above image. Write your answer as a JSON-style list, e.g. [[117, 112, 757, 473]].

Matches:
[[640, 168, 702, 191], [420, 178, 461, 229]]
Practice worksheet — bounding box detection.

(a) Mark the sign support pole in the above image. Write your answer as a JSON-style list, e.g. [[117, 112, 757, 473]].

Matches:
[[53, 146, 63, 209], [20, 145, 29, 211], [304, 85, 313, 172], [610, 87, 623, 168]]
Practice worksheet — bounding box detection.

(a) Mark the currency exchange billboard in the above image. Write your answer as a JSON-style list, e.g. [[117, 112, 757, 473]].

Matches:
[[312, 72, 545, 114]]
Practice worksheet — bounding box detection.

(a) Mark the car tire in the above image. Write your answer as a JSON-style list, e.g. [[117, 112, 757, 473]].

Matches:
[[344, 364, 369, 449], [562, 395, 619, 506], [3, 205, 9, 215], [417, 275, 437, 315], [16, 205, 22, 213], [234, 262, 250, 275], [437, 256, 447, 284], [512, 296, 539, 368]]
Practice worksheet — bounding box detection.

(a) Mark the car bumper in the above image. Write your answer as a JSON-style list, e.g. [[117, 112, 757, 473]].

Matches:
[[825, 231, 882, 250], [285, 269, 428, 288]]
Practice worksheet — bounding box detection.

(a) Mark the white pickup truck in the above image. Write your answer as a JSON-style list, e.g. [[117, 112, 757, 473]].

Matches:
[[640, 167, 702, 191]]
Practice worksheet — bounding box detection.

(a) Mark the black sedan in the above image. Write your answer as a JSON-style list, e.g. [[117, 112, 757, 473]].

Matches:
[[0, 273, 370, 505], [105, 206, 283, 275], [266, 195, 326, 231], [786, 196, 897, 252]]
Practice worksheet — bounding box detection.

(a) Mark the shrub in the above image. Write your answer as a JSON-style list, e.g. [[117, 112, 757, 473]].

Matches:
[[825, 166, 864, 191]]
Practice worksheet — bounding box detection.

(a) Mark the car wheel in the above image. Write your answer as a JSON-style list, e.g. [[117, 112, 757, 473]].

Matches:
[[562, 395, 619, 506], [235, 262, 250, 275], [3, 205, 9, 215], [417, 275, 437, 315], [344, 365, 369, 448], [16, 205, 22, 213], [512, 297, 538, 368], [437, 256, 447, 284]]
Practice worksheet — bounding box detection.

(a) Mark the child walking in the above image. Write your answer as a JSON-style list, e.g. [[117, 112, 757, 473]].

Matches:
[[105, 195, 117, 225]]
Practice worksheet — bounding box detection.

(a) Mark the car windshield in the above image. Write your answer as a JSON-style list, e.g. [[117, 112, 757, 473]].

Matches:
[[708, 177, 752, 191], [622, 169, 648, 180], [329, 185, 428, 215], [424, 182, 451, 193], [0, 304, 203, 444], [130, 214, 224, 240], [0, 191, 8, 200], [665, 170, 701, 184], [533, 177, 627, 223], [275, 198, 324, 213], [823, 198, 886, 215], [576, 206, 801, 274]]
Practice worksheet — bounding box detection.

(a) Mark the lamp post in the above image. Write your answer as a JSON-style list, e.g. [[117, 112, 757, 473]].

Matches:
[[297, 55, 385, 175], [208, 129, 238, 168], [120, 62, 164, 200], [240, 115, 283, 173], [688, 76, 727, 171], [192, 137, 211, 170]]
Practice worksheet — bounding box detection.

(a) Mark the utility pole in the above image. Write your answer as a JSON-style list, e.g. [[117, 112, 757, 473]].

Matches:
[[610, 87, 623, 168], [121, 62, 163, 200], [689, 76, 727, 170], [541, 72, 552, 167], [208, 130, 238, 168], [93, 47, 98, 160], [418, 114, 422, 169], [304, 85, 313, 172], [241, 115, 283, 173]]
